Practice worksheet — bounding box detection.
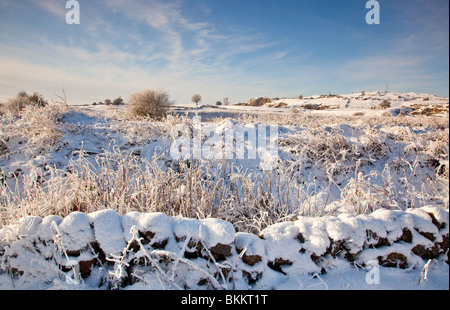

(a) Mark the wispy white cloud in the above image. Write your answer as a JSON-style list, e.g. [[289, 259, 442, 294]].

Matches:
[[106, 0, 178, 30], [102, 0, 211, 63], [3, 0, 445, 104], [274, 50, 292, 60], [36, 0, 67, 17], [98, 0, 278, 74]]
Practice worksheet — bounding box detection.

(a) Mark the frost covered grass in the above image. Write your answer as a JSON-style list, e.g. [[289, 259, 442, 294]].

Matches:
[[0, 104, 68, 158], [0, 101, 448, 234], [0, 145, 304, 233]]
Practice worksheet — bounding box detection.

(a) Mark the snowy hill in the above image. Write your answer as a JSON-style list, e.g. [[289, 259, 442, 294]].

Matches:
[[241, 91, 449, 117]]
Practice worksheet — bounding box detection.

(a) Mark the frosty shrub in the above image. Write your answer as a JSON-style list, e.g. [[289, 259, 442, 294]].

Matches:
[[3, 104, 66, 158], [379, 99, 391, 109], [112, 97, 124, 105], [2, 91, 48, 115], [301, 103, 321, 110], [290, 107, 300, 114], [127, 89, 171, 119], [248, 97, 273, 107], [4, 96, 27, 115]]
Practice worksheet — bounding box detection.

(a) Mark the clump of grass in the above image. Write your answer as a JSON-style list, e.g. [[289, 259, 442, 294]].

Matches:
[[248, 97, 273, 107], [379, 99, 391, 109], [410, 104, 449, 116], [300, 103, 340, 110], [0, 104, 67, 159], [18, 105, 66, 156]]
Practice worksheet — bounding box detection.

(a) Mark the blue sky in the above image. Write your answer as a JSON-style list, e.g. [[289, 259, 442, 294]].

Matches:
[[0, 0, 448, 105]]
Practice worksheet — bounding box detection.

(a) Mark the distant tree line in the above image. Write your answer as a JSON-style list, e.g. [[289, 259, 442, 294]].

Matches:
[[93, 97, 124, 106]]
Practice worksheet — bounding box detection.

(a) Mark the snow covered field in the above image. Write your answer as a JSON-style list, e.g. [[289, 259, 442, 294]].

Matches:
[[0, 91, 448, 290]]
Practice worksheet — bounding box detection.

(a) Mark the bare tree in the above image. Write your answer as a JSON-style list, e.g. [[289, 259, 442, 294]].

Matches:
[[191, 94, 202, 108]]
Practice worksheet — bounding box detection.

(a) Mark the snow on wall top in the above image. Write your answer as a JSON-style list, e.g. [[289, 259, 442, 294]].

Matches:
[[0, 206, 448, 290], [2, 206, 447, 262]]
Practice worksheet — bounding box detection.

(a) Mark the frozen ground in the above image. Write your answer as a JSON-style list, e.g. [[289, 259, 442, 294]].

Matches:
[[0, 90, 448, 290]]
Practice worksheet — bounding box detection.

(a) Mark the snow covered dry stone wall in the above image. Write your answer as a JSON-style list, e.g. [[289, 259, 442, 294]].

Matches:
[[0, 206, 448, 290]]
